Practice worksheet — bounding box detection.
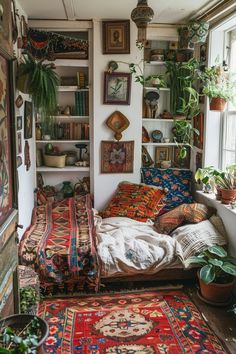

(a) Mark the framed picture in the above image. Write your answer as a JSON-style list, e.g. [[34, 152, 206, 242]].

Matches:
[[101, 140, 134, 173], [0, 51, 16, 226], [155, 147, 170, 167], [24, 101, 33, 139], [16, 116, 22, 131], [104, 72, 131, 105], [17, 132, 22, 154], [193, 112, 204, 149], [0, 0, 13, 57], [102, 20, 130, 54], [173, 146, 191, 169]]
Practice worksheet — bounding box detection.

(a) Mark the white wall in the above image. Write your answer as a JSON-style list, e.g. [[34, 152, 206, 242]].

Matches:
[[92, 20, 143, 210], [15, 1, 36, 238]]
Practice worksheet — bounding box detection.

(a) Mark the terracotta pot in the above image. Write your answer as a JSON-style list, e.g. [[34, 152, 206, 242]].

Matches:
[[198, 273, 235, 303], [210, 97, 227, 111], [215, 187, 222, 201], [221, 188, 236, 204]]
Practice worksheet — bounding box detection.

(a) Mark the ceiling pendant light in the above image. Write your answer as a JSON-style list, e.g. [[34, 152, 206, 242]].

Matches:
[[131, 0, 154, 43]]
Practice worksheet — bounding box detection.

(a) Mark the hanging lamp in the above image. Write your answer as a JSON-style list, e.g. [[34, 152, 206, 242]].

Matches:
[[131, 0, 154, 43]]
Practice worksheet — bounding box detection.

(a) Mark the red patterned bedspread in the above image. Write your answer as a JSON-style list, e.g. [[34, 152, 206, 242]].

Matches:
[[19, 195, 99, 294]]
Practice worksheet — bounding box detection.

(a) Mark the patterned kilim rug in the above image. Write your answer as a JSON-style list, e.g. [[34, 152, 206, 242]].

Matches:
[[38, 290, 227, 353]]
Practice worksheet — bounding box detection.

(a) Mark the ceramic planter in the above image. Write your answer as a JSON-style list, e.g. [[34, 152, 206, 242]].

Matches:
[[215, 187, 222, 201], [188, 21, 209, 43], [221, 188, 236, 204], [210, 97, 227, 111], [198, 272, 235, 304]]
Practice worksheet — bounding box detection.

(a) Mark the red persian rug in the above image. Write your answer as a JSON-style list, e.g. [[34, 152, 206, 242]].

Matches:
[[38, 290, 227, 353]]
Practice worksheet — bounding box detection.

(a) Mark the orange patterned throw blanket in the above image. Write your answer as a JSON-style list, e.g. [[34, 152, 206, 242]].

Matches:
[[19, 195, 99, 294]]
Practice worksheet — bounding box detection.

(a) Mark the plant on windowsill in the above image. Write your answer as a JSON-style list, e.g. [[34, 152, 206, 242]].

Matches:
[[199, 64, 236, 111], [194, 166, 224, 196], [185, 245, 236, 305], [214, 164, 236, 204]]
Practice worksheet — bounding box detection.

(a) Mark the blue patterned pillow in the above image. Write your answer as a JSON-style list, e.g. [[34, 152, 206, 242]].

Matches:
[[141, 168, 193, 213]]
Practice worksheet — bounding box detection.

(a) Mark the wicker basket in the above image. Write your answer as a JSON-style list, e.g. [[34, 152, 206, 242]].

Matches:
[[44, 154, 66, 168]]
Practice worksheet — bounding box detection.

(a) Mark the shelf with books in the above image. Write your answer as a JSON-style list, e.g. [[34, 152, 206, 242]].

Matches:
[[58, 86, 90, 92], [36, 140, 90, 144]]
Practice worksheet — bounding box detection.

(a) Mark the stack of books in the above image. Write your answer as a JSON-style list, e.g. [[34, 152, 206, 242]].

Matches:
[[54, 122, 89, 140], [75, 91, 89, 116]]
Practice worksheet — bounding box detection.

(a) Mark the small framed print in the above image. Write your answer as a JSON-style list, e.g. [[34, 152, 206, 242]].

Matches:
[[24, 101, 33, 139], [17, 132, 22, 154], [101, 140, 134, 173], [102, 20, 130, 54], [155, 147, 170, 166], [104, 72, 131, 105], [16, 116, 22, 131]]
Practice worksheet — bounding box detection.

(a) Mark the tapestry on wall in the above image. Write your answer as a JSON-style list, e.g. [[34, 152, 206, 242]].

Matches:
[[21, 19, 89, 61], [0, 54, 13, 226], [101, 140, 134, 173], [38, 290, 227, 353]]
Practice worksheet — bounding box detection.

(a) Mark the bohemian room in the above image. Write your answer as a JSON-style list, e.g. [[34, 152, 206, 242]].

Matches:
[[0, 0, 236, 353]]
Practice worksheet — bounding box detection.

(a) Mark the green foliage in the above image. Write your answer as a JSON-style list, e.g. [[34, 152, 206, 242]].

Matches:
[[173, 119, 199, 160], [129, 62, 166, 87], [199, 64, 236, 103], [16, 55, 59, 125], [20, 287, 39, 314], [185, 245, 236, 284], [214, 164, 236, 190], [0, 317, 41, 353]]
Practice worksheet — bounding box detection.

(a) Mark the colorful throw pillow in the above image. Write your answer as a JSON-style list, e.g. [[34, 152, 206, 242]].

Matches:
[[141, 168, 193, 212], [101, 182, 165, 221], [154, 203, 211, 234]]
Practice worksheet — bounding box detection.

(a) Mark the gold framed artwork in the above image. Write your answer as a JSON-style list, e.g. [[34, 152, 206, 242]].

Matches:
[[155, 147, 170, 167], [102, 20, 130, 54]]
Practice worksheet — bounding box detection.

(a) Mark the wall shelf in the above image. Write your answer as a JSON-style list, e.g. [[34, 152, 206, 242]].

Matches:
[[36, 140, 90, 143], [36, 166, 90, 172], [58, 86, 89, 92], [142, 118, 174, 122], [52, 115, 90, 120], [142, 143, 185, 146]]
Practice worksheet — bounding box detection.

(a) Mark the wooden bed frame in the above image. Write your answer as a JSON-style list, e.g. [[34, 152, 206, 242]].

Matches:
[[101, 268, 197, 283]]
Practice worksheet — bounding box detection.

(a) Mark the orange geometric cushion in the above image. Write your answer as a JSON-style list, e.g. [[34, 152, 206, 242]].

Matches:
[[154, 203, 211, 234], [101, 182, 165, 221]]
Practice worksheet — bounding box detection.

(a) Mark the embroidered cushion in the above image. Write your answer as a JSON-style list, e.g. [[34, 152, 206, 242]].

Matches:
[[141, 167, 193, 212], [101, 181, 165, 221], [154, 203, 211, 234]]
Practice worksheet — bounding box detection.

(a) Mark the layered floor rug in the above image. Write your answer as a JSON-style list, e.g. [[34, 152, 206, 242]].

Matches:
[[38, 290, 227, 353]]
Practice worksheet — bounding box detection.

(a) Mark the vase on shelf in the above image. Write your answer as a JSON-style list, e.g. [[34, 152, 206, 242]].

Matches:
[[61, 181, 74, 198]]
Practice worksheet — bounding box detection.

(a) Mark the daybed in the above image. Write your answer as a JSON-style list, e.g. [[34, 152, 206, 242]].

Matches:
[[19, 169, 227, 293]]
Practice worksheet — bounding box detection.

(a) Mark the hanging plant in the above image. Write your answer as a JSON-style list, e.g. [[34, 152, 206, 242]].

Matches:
[[188, 21, 209, 44], [16, 55, 59, 119]]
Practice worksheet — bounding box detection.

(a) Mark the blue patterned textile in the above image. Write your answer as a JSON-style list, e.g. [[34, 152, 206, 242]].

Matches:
[[141, 168, 193, 213]]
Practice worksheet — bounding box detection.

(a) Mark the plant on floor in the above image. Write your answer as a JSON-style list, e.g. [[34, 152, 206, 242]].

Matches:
[[0, 316, 42, 354], [20, 287, 40, 315], [185, 245, 236, 303], [16, 54, 59, 127]]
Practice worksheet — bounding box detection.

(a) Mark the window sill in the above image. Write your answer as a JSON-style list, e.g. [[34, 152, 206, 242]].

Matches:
[[195, 191, 236, 216]]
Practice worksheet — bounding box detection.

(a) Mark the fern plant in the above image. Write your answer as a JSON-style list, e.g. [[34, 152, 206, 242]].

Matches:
[[17, 55, 59, 124]]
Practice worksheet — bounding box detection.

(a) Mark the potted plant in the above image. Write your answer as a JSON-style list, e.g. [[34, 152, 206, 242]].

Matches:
[[195, 166, 224, 196], [214, 164, 236, 204], [0, 315, 49, 353], [185, 245, 236, 304], [172, 119, 199, 160], [16, 54, 59, 124], [200, 64, 235, 111]]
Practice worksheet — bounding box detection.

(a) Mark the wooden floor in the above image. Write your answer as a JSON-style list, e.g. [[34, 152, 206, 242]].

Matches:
[[187, 287, 236, 354]]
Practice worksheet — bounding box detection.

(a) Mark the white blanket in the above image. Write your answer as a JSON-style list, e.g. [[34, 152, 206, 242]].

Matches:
[[94, 213, 184, 277]]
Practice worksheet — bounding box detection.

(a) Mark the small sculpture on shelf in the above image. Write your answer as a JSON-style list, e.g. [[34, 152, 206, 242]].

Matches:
[[151, 129, 163, 143], [160, 110, 173, 120], [144, 91, 159, 118]]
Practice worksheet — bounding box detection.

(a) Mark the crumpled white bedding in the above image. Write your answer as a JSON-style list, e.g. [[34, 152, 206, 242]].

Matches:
[[94, 213, 184, 277]]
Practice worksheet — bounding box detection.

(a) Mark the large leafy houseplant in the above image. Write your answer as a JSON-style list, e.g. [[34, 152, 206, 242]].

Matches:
[[185, 245, 236, 303], [173, 119, 199, 160], [199, 64, 235, 111], [16, 55, 59, 130]]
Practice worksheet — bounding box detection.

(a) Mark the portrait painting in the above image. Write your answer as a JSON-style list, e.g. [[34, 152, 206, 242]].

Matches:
[[102, 20, 130, 54], [24, 101, 33, 139], [0, 54, 13, 225], [104, 72, 131, 105], [101, 141, 134, 173]]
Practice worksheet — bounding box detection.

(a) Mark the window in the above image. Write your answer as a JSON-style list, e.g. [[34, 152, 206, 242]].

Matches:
[[222, 29, 236, 168]]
